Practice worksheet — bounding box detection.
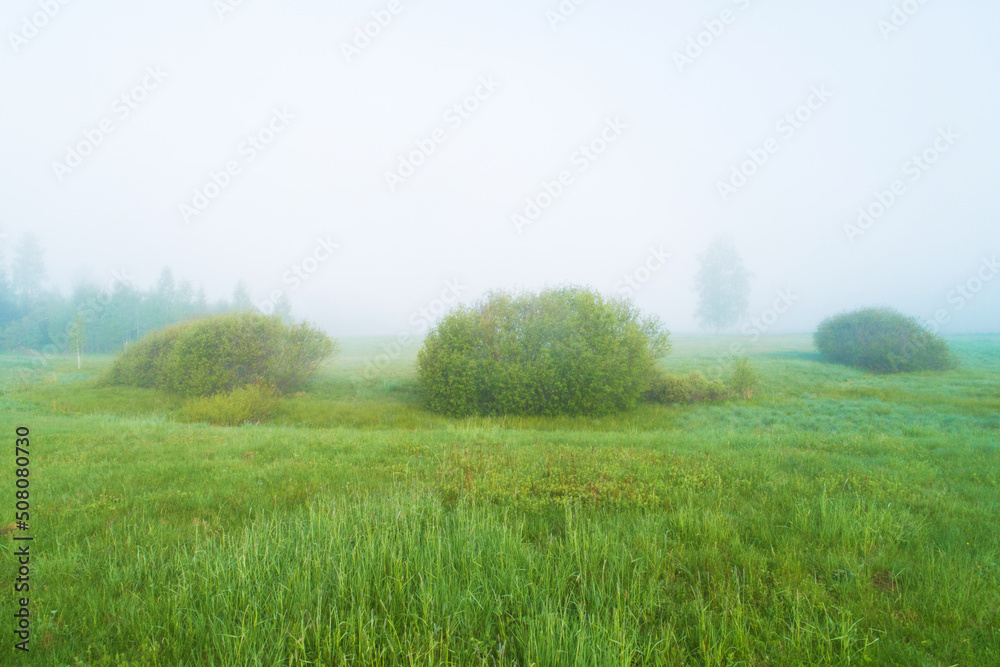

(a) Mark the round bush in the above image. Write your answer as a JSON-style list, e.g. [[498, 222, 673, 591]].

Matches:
[[101, 312, 334, 396], [416, 286, 670, 416], [814, 307, 955, 374]]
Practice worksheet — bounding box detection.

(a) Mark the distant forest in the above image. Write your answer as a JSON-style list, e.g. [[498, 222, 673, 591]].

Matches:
[[0, 233, 285, 354]]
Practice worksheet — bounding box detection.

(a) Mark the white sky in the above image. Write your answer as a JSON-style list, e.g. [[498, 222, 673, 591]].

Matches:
[[1, 0, 999, 335]]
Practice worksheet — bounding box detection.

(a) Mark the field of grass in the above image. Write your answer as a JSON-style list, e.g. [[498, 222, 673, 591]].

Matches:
[[1, 334, 998, 665]]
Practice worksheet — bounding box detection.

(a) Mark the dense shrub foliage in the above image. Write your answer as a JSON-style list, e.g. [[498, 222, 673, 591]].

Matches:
[[727, 356, 763, 399], [101, 312, 334, 396], [814, 307, 955, 374], [180, 382, 281, 426], [417, 287, 670, 416], [645, 370, 727, 405], [643, 356, 762, 405], [644, 372, 688, 405]]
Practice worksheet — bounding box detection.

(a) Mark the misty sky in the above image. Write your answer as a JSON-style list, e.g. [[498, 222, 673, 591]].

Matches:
[[2, 0, 999, 336]]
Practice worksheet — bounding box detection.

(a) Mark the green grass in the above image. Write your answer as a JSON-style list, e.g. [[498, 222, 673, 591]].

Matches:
[[1, 335, 998, 665]]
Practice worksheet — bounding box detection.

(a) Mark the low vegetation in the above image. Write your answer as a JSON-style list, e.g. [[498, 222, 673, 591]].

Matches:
[[645, 356, 762, 405], [100, 311, 334, 397], [727, 355, 764, 398], [645, 369, 726, 404], [814, 307, 955, 374], [417, 286, 669, 416], [2, 335, 998, 665], [179, 381, 281, 426]]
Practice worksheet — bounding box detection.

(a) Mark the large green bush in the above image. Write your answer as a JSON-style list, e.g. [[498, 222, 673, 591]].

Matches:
[[814, 307, 955, 374], [101, 312, 334, 396], [417, 286, 670, 416]]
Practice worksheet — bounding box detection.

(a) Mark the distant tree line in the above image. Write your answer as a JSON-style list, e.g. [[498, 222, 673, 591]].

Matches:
[[0, 233, 286, 355]]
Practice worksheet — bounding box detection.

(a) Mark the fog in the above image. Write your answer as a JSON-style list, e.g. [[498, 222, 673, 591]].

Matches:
[[2, 0, 998, 337]]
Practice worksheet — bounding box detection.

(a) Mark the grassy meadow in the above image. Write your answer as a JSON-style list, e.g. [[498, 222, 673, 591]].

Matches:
[[1, 334, 998, 665]]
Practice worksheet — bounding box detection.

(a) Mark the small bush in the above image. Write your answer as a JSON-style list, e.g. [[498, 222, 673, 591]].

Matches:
[[646, 357, 760, 405], [646, 371, 730, 404], [101, 312, 334, 396], [727, 356, 762, 399], [645, 372, 690, 404], [181, 382, 280, 426], [417, 286, 670, 416], [707, 378, 728, 400], [684, 371, 710, 402], [814, 307, 955, 374]]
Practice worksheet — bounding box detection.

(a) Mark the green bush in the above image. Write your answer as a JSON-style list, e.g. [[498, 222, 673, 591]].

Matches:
[[707, 378, 728, 400], [645, 370, 731, 405], [101, 312, 334, 396], [684, 371, 710, 402], [727, 356, 762, 399], [645, 372, 689, 404], [417, 286, 670, 416], [100, 324, 188, 390], [814, 307, 955, 374], [180, 382, 280, 426]]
